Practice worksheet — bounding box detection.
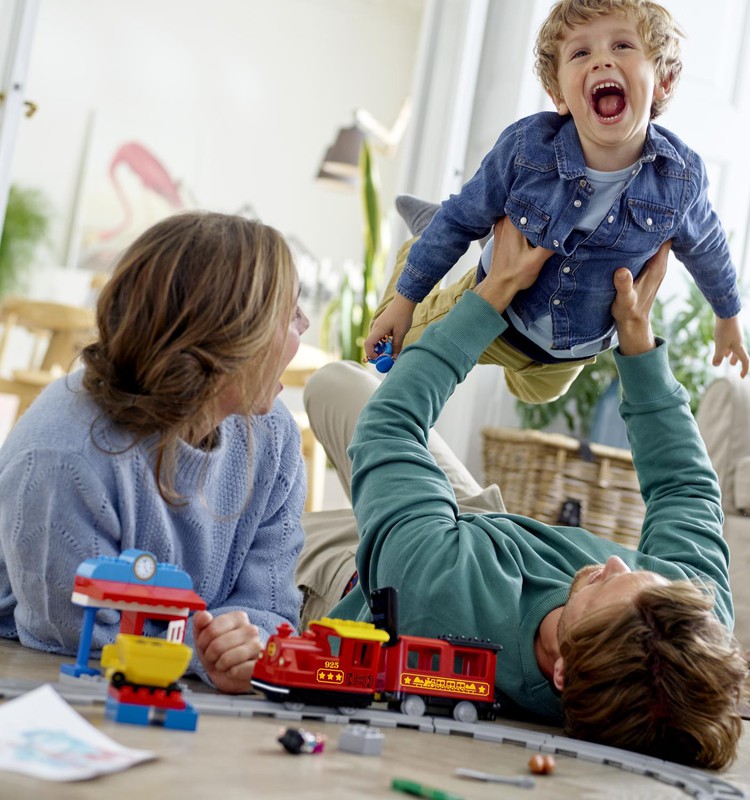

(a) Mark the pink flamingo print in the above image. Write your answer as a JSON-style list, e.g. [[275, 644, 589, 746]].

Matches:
[[98, 141, 185, 241]]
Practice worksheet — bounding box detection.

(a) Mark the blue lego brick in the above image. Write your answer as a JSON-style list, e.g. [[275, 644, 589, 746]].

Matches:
[[76, 549, 194, 590], [105, 695, 198, 732]]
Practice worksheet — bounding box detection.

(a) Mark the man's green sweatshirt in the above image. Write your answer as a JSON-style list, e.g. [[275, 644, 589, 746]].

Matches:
[[331, 290, 730, 723]]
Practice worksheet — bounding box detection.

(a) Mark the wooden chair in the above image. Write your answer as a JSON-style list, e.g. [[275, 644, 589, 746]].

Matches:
[[281, 343, 334, 513], [0, 296, 96, 423]]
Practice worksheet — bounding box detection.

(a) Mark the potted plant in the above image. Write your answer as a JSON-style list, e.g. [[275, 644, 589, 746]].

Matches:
[[0, 185, 50, 298], [515, 278, 728, 441], [320, 141, 389, 362]]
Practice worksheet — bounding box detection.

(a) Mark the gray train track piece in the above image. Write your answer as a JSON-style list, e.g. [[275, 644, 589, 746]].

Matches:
[[0, 676, 745, 800]]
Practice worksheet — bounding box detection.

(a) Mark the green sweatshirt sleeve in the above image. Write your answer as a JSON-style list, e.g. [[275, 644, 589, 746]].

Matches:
[[614, 341, 732, 626], [347, 291, 507, 607]]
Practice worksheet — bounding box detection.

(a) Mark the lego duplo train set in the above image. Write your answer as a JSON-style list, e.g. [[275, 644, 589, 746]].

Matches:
[[59, 550, 503, 731], [39, 548, 746, 800]]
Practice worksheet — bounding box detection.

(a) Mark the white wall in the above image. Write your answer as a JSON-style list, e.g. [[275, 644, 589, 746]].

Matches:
[[9, 0, 424, 294]]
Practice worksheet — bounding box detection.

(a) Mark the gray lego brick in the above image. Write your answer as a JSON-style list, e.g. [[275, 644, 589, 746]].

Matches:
[[338, 724, 385, 756]]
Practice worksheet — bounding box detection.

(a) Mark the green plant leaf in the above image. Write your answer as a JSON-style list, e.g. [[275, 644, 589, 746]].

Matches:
[[515, 276, 733, 435], [322, 137, 388, 363], [0, 185, 50, 298]]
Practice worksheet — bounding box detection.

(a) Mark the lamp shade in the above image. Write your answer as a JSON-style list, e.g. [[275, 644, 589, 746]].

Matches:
[[315, 166, 357, 191], [320, 125, 364, 177]]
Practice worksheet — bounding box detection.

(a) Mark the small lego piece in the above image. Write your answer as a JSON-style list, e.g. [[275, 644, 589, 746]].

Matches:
[[454, 767, 534, 789], [338, 724, 384, 755], [367, 337, 394, 373], [277, 727, 326, 755], [528, 753, 556, 774]]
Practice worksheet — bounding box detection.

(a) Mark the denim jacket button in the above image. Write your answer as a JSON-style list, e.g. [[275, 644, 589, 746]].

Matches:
[[579, 179, 586, 187], [646, 217, 653, 226], [574, 200, 582, 208], [607, 215, 614, 223], [553, 239, 559, 247], [563, 266, 571, 274], [553, 298, 561, 305], [520, 216, 528, 225]]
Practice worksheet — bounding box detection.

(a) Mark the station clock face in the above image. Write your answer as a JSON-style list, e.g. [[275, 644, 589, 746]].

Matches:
[[133, 553, 157, 581]]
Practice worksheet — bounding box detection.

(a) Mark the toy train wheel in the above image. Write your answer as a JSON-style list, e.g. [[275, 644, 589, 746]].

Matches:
[[400, 695, 426, 717], [110, 671, 126, 688], [337, 706, 357, 716], [452, 701, 478, 724]]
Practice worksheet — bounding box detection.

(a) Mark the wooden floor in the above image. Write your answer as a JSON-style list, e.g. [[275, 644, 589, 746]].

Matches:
[[0, 639, 749, 799]]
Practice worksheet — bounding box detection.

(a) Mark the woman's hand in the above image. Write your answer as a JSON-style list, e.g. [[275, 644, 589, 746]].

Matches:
[[192, 609, 262, 694]]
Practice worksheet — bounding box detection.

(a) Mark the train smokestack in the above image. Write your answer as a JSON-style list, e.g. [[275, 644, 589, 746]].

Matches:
[[370, 586, 399, 646]]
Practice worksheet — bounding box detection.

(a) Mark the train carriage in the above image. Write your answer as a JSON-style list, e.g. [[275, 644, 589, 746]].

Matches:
[[377, 633, 499, 722]]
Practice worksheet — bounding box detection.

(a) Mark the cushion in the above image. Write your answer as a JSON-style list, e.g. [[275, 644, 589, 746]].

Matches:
[[697, 377, 750, 515], [735, 456, 750, 514]]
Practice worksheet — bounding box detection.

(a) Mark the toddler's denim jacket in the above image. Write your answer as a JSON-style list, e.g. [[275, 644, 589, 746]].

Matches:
[[397, 112, 741, 349]]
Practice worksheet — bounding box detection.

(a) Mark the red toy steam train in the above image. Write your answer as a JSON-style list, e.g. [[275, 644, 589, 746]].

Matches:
[[252, 588, 502, 722]]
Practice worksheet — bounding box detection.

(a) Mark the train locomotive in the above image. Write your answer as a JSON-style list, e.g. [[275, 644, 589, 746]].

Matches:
[[252, 588, 502, 723]]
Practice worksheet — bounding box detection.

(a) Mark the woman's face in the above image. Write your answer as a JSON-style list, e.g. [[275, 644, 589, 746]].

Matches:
[[258, 280, 310, 414], [216, 275, 310, 420]]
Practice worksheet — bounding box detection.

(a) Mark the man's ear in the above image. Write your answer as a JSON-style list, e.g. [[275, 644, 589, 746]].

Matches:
[[548, 91, 569, 116], [553, 656, 565, 691]]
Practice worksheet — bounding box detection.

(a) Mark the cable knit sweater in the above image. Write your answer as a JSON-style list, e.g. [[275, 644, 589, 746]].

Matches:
[[0, 371, 305, 683]]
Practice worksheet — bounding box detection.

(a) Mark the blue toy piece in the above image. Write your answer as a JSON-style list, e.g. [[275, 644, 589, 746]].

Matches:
[[368, 338, 394, 373], [105, 695, 199, 732]]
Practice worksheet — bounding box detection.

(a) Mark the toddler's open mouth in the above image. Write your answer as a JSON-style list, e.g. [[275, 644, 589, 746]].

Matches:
[[591, 81, 626, 120]]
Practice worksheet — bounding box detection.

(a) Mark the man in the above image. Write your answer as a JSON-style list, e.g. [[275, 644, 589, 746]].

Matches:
[[298, 218, 747, 769]]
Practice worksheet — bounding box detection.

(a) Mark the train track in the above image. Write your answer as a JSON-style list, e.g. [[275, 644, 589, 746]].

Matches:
[[0, 676, 745, 800]]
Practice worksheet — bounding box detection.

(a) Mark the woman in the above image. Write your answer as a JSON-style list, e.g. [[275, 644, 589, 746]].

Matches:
[[0, 211, 309, 693]]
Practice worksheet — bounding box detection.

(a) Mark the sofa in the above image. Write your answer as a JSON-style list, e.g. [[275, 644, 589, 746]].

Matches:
[[696, 375, 750, 650]]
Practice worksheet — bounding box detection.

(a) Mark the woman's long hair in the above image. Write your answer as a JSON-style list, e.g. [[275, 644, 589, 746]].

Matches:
[[82, 211, 296, 502]]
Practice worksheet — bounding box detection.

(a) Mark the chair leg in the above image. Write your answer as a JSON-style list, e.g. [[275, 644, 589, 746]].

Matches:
[[300, 423, 327, 512]]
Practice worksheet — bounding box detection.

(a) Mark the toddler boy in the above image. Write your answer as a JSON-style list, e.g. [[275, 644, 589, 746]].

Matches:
[[366, 0, 747, 404]]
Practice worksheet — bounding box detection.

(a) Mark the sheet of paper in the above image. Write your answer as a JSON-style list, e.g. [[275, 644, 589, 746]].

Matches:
[[0, 683, 155, 782]]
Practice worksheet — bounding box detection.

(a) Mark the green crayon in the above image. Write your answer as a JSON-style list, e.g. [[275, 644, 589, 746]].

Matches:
[[390, 777, 465, 800]]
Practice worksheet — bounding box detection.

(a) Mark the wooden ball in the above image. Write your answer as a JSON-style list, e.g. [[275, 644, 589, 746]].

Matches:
[[528, 754, 556, 774]]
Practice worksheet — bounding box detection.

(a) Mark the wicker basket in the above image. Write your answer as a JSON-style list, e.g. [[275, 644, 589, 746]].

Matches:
[[481, 427, 645, 549]]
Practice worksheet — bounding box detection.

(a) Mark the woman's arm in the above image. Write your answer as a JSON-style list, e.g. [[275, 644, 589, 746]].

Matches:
[[0, 451, 123, 652], [187, 410, 306, 692]]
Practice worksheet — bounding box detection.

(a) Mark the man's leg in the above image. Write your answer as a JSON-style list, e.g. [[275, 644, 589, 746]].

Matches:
[[303, 361, 502, 505]]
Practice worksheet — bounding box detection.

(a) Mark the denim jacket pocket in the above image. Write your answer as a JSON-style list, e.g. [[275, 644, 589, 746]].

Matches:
[[614, 198, 675, 254], [505, 195, 550, 241]]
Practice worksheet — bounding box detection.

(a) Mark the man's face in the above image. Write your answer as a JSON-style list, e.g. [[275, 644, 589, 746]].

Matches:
[[558, 556, 670, 639], [553, 12, 669, 170]]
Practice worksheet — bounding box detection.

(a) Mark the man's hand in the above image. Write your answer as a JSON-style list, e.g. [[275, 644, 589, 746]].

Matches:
[[611, 241, 670, 356], [192, 609, 262, 694], [473, 217, 553, 312], [364, 293, 416, 360], [713, 316, 749, 378]]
